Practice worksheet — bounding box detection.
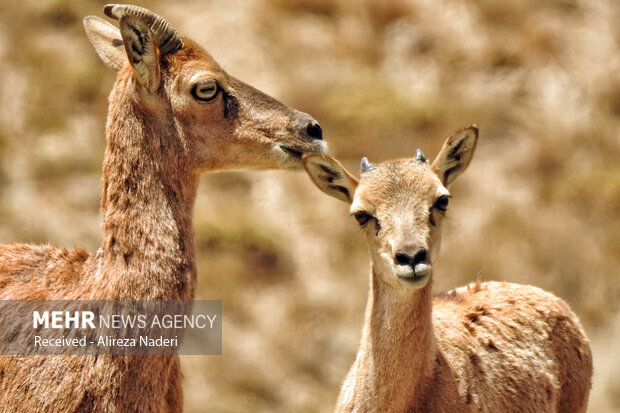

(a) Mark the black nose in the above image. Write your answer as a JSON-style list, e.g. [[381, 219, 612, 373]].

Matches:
[[305, 122, 323, 140], [394, 249, 427, 267]]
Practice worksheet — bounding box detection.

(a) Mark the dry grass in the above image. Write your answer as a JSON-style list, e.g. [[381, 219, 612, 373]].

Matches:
[[0, 0, 619, 411]]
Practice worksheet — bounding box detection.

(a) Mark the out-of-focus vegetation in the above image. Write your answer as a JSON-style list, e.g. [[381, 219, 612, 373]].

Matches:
[[0, 0, 618, 411]]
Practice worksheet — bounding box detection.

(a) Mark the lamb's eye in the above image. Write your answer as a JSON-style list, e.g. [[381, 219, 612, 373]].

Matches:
[[192, 78, 219, 101], [434, 195, 450, 212], [430, 195, 450, 226], [354, 211, 373, 226]]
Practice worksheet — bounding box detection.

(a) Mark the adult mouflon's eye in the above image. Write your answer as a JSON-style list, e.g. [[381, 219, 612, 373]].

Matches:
[[433, 195, 450, 212], [354, 211, 373, 226], [192, 78, 219, 101]]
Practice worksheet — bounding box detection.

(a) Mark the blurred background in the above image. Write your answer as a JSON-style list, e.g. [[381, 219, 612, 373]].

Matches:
[[0, 0, 618, 411]]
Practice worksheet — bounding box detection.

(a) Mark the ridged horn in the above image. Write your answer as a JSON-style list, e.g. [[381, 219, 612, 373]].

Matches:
[[103, 4, 183, 55], [360, 157, 374, 173]]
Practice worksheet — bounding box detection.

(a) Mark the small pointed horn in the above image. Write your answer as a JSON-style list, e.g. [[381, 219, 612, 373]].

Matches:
[[415, 149, 427, 163], [103, 4, 183, 55], [360, 157, 374, 173]]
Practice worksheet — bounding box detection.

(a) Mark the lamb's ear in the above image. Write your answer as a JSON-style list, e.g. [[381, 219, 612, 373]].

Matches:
[[118, 15, 161, 93], [431, 124, 479, 187], [302, 154, 359, 204], [83, 16, 126, 71]]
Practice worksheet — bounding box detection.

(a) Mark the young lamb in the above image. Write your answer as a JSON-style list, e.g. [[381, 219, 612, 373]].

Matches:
[[302, 125, 592, 413]]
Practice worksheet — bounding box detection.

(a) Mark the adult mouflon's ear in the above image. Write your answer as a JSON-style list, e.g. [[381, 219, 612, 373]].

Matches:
[[83, 16, 126, 71], [302, 154, 359, 203], [83, 13, 162, 91], [118, 15, 161, 93], [431, 124, 478, 187], [85, 4, 185, 93]]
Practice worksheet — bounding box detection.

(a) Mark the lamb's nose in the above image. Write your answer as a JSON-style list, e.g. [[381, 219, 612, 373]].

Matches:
[[394, 249, 427, 267], [395, 251, 414, 266]]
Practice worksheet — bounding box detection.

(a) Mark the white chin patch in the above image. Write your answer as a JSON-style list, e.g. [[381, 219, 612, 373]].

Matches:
[[316, 140, 329, 154], [413, 263, 431, 277], [274, 141, 329, 168], [395, 263, 431, 289]]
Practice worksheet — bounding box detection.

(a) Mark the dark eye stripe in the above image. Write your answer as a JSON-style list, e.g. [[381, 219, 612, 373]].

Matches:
[[429, 210, 437, 226]]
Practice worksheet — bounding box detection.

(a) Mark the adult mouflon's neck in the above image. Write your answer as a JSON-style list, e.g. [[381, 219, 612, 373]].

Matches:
[[97, 86, 198, 300], [338, 265, 436, 412]]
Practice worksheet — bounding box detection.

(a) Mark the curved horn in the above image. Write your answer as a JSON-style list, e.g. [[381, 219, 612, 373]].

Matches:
[[415, 149, 427, 163], [103, 4, 183, 55], [360, 157, 374, 173]]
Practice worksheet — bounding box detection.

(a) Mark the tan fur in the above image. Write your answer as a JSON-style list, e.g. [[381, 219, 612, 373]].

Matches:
[[0, 6, 325, 412], [302, 125, 592, 413]]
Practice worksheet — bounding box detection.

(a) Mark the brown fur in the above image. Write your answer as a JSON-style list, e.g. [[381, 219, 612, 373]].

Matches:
[[0, 8, 325, 412], [337, 279, 592, 413], [302, 126, 592, 413]]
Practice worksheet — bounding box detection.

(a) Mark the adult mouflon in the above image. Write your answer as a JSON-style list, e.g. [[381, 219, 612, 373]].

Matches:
[[0, 4, 326, 412]]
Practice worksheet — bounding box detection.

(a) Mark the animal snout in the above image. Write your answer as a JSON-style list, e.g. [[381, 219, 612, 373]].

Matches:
[[394, 249, 427, 267], [292, 112, 323, 141]]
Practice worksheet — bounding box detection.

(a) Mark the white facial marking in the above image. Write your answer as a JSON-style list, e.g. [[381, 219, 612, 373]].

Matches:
[[436, 185, 450, 198], [350, 199, 374, 216]]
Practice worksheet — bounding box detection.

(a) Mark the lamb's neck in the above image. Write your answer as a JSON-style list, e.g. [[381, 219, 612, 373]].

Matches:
[[340, 265, 436, 412], [96, 101, 198, 300]]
